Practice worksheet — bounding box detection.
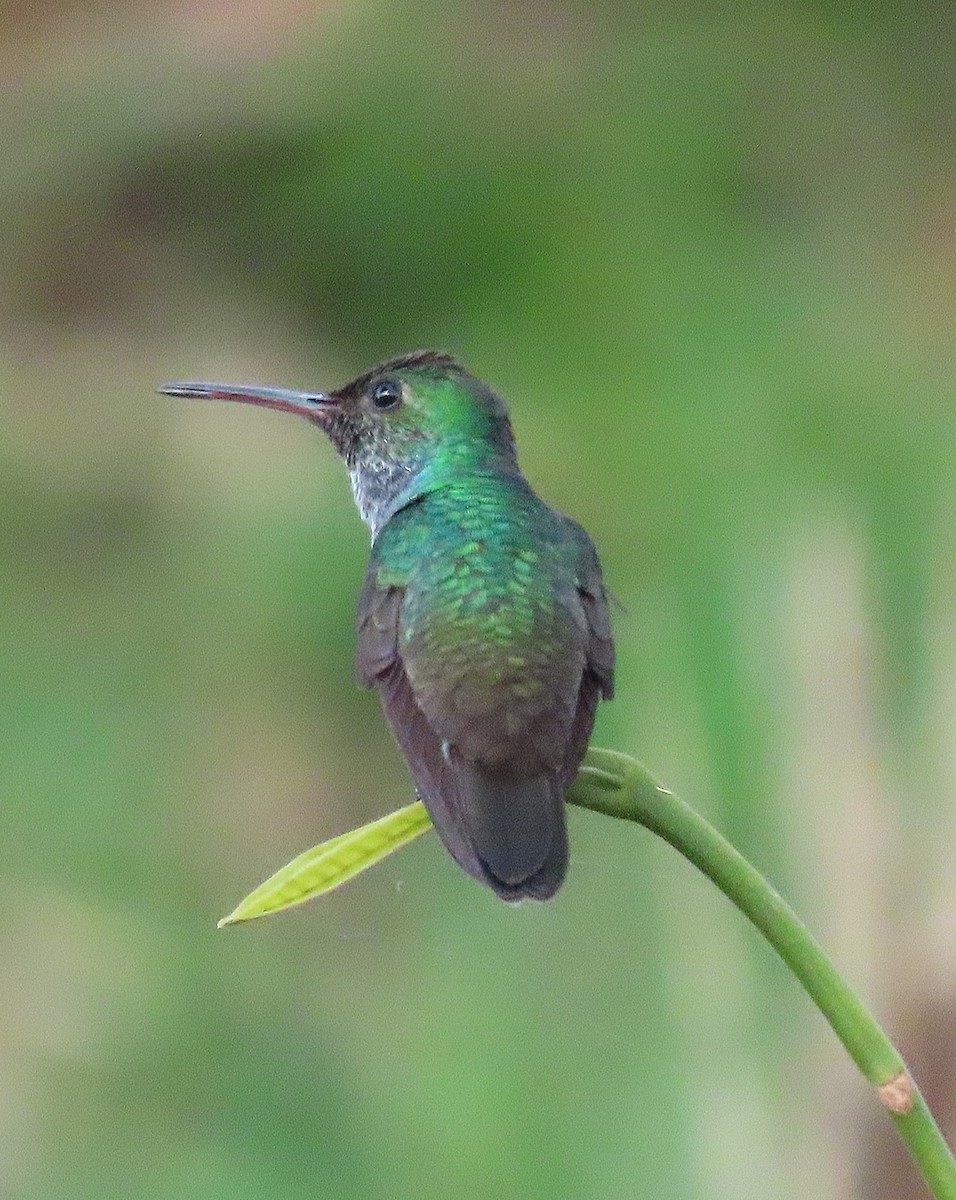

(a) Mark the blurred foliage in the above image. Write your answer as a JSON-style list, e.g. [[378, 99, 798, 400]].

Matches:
[[4, 1, 956, 1198]]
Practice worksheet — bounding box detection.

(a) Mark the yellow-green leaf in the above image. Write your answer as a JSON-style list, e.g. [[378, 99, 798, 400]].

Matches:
[[218, 800, 433, 926]]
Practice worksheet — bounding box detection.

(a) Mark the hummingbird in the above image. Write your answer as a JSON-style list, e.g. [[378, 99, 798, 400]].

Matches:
[[160, 352, 614, 900]]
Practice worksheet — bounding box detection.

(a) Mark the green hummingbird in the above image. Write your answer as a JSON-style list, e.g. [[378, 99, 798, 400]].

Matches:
[[160, 352, 614, 900]]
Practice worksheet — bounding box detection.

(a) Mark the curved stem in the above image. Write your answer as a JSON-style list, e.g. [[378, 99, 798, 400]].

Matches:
[[568, 748, 956, 1200]]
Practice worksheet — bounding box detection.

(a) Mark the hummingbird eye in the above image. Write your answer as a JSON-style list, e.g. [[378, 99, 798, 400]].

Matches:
[[370, 379, 403, 411]]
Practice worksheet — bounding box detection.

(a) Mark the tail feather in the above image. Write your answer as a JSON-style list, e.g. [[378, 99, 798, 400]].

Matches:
[[454, 763, 568, 901], [375, 660, 568, 900]]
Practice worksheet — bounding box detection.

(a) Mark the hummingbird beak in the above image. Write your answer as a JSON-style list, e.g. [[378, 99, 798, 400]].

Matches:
[[157, 381, 336, 422]]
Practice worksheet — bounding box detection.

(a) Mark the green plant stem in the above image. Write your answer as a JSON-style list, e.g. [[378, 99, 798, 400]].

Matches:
[[569, 748, 956, 1200]]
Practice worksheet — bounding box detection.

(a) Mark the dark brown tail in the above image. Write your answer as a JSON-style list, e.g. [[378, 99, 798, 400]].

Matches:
[[374, 661, 568, 900], [446, 763, 568, 901]]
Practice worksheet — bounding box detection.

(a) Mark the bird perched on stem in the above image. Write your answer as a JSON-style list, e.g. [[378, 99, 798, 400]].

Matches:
[[160, 352, 614, 900]]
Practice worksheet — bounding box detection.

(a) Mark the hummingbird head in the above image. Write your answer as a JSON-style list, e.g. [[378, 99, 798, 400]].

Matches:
[[160, 351, 518, 536]]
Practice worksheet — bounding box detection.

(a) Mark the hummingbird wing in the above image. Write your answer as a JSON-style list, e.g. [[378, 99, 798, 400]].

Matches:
[[355, 570, 489, 887], [560, 516, 615, 783]]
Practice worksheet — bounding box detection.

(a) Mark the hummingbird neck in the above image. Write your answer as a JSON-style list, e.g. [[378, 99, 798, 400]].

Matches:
[[354, 437, 520, 541], [349, 456, 420, 539]]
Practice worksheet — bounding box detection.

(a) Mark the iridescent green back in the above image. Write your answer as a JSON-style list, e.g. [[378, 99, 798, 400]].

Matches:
[[366, 470, 600, 773]]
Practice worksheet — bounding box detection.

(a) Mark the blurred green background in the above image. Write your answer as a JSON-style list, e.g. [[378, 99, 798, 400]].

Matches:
[[4, 2, 956, 1197]]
